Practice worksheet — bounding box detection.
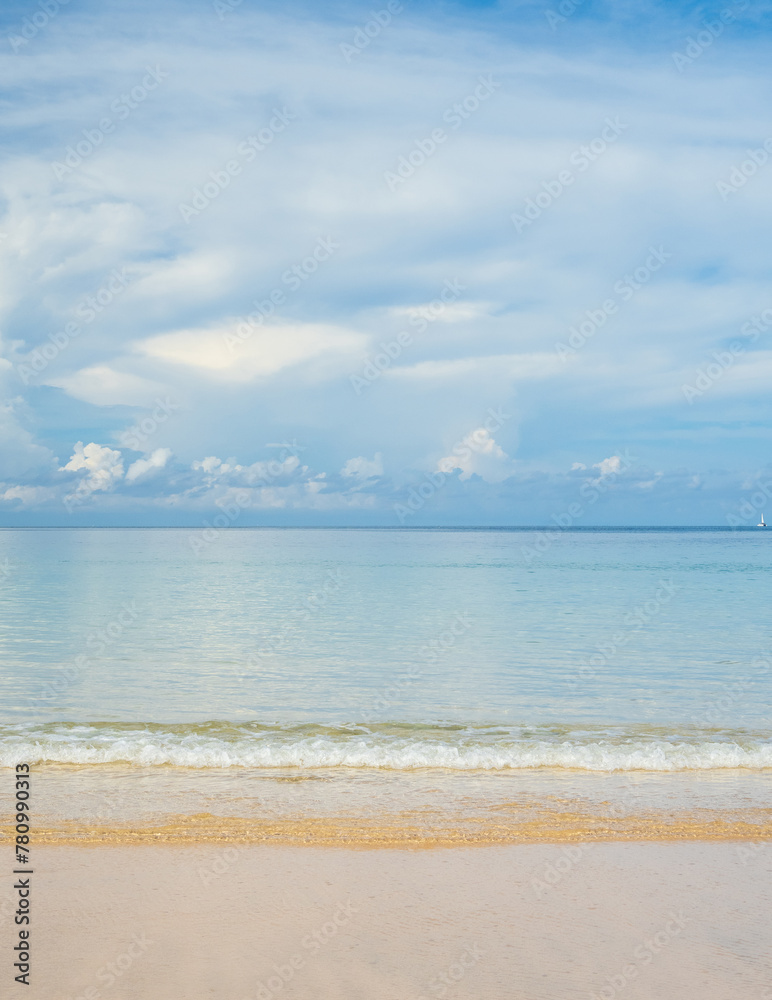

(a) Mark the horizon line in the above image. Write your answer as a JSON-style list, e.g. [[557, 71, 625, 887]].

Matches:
[[0, 525, 758, 531]]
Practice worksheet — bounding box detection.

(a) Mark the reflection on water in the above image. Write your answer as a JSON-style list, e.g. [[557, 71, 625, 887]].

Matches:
[[0, 528, 770, 731]]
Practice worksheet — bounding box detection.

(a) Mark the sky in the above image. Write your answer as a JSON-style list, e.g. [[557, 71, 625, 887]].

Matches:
[[1, 0, 771, 526]]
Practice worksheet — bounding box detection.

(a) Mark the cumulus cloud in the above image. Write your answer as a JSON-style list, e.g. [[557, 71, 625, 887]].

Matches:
[[191, 456, 240, 479], [594, 456, 624, 478], [191, 453, 302, 486], [438, 429, 515, 483], [61, 442, 124, 495], [126, 448, 172, 483]]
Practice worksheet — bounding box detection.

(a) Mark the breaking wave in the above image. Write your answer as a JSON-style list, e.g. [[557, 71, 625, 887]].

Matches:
[[2, 721, 771, 772]]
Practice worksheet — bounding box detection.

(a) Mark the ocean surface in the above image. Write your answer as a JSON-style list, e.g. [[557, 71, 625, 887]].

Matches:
[[0, 527, 770, 779]]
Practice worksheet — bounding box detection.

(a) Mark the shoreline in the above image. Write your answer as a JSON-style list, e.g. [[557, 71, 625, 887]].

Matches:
[[7, 806, 772, 848]]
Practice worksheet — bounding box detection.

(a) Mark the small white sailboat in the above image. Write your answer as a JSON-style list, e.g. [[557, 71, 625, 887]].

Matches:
[[758, 514, 767, 527]]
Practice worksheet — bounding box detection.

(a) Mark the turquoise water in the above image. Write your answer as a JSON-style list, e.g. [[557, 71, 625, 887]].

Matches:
[[0, 528, 770, 771]]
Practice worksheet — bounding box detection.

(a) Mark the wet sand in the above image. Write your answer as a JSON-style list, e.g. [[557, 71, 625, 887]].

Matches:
[[6, 841, 771, 1000], [8, 805, 772, 847], [9, 761, 772, 847]]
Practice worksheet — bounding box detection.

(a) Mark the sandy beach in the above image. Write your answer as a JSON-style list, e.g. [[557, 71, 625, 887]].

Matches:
[[3, 0, 772, 978], [3, 533, 772, 997], [6, 841, 770, 1000]]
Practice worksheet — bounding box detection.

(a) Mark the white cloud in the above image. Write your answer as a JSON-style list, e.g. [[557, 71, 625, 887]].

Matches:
[[191, 453, 301, 486], [136, 323, 366, 382], [594, 455, 623, 478], [0, 485, 57, 507], [126, 448, 172, 483], [45, 366, 166, 407], [438, 428, 514, 483], [130, 252, 235, 304], [245, 455, 302, 485], [61, 442, 124, 495], [341, 453, 383, 481], [192, 456, 239, 478]]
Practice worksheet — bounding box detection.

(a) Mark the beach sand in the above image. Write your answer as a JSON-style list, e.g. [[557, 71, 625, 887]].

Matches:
[[7, 841, 770, 1000]]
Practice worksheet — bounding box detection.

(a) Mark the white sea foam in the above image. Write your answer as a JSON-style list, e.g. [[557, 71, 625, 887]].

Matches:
[[1, 724, 771, 771]]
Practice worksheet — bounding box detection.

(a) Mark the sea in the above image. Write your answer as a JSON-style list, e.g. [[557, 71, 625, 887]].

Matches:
[[1, 527, 770, 842]]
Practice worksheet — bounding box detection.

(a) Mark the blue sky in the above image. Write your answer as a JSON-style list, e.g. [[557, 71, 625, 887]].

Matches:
[[1, 0, 771, 525]]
